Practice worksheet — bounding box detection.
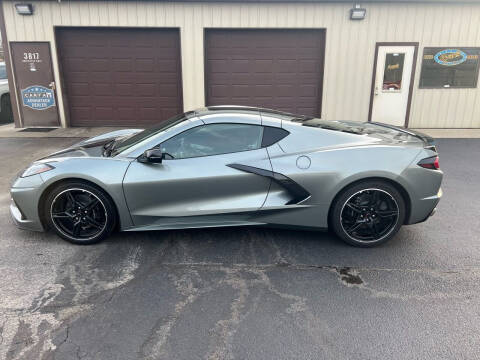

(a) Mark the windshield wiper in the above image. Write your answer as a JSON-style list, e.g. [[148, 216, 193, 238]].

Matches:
[[103, 139, 116, 157]]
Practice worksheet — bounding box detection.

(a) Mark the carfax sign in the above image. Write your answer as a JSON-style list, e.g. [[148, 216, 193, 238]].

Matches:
[[21, 85, 56, 110], [433, 49, 468, 66]]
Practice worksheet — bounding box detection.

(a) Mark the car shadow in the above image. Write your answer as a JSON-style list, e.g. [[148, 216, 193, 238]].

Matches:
[[99, 225, 418, 269]]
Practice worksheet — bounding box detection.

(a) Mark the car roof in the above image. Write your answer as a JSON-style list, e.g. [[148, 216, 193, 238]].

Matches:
[[193, 105, 307, 121]]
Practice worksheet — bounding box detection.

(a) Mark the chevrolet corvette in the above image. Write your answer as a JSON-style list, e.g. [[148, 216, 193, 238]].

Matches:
[[10, 106, 443, 247]]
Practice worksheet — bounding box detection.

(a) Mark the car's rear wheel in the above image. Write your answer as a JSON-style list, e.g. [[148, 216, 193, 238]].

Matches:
[[44, 182, 116, 244], [330, 181, 405, 247]]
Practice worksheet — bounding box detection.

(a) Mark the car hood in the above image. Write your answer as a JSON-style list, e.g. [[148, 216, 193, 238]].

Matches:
[[42, 128, 143, 160]]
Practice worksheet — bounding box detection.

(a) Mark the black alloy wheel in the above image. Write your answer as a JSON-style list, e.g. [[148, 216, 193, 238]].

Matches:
[[331, 181, 406, 247], [341, 189, 399, 241], [45, 182, 116, 244]]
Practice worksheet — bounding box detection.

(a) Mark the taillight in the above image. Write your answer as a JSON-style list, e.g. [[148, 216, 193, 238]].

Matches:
[[418, 156, 440, 170]]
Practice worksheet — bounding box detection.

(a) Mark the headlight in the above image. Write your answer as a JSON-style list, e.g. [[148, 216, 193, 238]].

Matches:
[[21, 163, 55, 178]]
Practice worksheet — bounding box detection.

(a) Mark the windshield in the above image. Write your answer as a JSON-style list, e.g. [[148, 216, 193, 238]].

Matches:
[[111, 111, 195, 156], [0, 64, 7, 80]]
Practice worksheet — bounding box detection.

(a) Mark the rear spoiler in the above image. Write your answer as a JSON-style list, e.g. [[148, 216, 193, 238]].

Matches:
[[369, 122, 436, 150]]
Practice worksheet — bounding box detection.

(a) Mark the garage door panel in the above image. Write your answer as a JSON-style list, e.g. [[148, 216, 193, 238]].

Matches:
[[300, 60, 321, 73], [272, 60, 298, 73], [71, 107, 91, 122], [68, 83, 90, 96], [57, 27, 183, 127], [299, 85, 318, 97], [134, 59, 155, 72], [62, 58, 89, 71], [205, 29, 325, 117], [91, 83, 114, 96], [60, 47, 86, 57], [139, 108, 158, 121], [115, 84, 134, 96], [112, 59, 133, 72], [94, 107, 116, 120], [156, 60, 178, 72], [118, 107, 136, 120]]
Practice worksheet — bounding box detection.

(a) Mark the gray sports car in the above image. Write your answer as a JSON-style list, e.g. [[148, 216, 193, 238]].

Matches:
[[10, 106, 442, 247]]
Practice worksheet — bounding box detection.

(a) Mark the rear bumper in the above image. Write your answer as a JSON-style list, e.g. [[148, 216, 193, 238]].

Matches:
[[407, 187, 442, 225]]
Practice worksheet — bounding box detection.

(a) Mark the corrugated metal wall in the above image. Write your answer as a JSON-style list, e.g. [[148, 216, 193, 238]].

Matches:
[[3, 0, 480, 128]]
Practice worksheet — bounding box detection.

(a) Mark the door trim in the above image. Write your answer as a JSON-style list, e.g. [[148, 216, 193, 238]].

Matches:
[[10, 41, 61, 127], [367, 42, 419, 128]]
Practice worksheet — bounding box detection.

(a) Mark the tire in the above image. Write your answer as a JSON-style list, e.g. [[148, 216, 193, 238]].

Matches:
[[0, 94, 13, 124], [330, 180, 406, 247], [44, 181, 117, 245]]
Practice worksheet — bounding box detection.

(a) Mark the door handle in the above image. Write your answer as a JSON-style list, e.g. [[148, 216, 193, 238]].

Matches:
[[49, 82, 56, 90], [374, 86, 379, 95]]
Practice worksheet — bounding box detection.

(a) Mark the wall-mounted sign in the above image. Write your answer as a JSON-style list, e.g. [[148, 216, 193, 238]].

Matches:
[[21, 85, 56, 110], [420, 47, 480, 88], [434, 49, 467, 66]]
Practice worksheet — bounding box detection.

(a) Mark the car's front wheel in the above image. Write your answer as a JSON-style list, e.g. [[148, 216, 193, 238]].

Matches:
[[330, 181, 406, 247], [44, 182, 116, 244]]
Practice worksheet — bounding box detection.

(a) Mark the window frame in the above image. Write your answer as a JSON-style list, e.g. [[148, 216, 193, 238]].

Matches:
[[156, 122, 266, 160], [419, 46, 480, 89]]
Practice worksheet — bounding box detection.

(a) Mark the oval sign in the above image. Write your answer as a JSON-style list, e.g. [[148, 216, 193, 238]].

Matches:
[[434, 49, 467, 66], [21, 85, 56, 110]]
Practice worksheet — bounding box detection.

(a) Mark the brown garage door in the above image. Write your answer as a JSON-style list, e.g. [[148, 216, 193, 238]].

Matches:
[[205, 29, 325, 117], [56, 28, 183, 127]]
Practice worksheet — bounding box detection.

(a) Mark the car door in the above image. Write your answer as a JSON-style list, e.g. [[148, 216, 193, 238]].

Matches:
[[122, 123, 272, 228]]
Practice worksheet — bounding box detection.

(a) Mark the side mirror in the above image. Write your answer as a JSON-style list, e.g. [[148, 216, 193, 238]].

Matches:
[[138, 148, 164, 164]]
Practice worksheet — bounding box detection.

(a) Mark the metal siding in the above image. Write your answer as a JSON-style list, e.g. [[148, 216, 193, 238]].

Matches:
[[2, 0, 480, 128]]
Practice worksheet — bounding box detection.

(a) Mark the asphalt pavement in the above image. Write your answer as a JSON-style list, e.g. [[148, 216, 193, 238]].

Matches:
[[0, 137, 478, 360]]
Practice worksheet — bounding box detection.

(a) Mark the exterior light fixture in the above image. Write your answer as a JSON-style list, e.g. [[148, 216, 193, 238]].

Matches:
[[15, 3, 34, 15], [350, 4, 366, 20]]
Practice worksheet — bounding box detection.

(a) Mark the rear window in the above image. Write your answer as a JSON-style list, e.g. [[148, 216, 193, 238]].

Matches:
[[296, 118, 368, 135], [295, 118, 421, 143]]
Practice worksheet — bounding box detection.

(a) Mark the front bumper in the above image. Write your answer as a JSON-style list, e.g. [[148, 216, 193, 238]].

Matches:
[[10, 174, 45, 232], [10, 200, 44, 231]]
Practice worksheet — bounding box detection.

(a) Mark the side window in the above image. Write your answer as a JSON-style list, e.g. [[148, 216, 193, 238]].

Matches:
[[261, 127, 289, 147], [160, 123, 264, 159]]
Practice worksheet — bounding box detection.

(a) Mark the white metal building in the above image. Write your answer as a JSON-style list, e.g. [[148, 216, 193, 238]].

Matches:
[[1, 0, 480, 129]]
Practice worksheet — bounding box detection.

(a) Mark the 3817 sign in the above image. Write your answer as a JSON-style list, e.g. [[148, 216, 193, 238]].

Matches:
[[23, 52, 40, 60], [21, 52, 42, 65]]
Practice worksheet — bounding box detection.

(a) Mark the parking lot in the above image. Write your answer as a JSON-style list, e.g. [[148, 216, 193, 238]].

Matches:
[[0, 137, 479, 360]]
